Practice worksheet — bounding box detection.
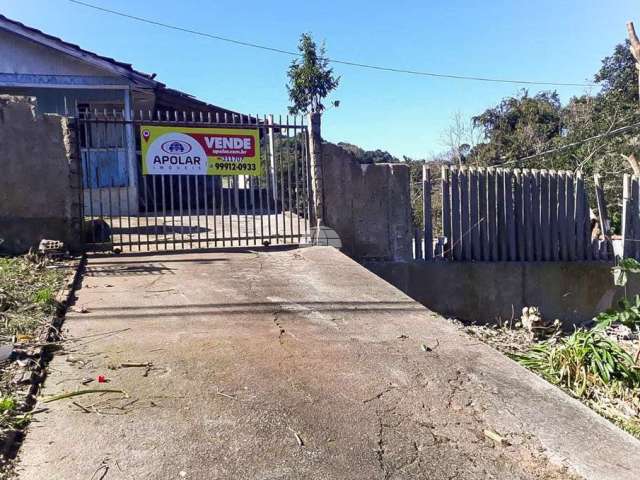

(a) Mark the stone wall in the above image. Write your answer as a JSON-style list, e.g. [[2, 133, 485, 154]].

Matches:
[[365, 260, 631, 328], [322, 143, 412, 260], [0, 95, 81, 253]]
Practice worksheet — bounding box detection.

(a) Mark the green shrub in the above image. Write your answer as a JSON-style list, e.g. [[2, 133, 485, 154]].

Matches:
[[515, 328, 640, 397], [596, 294, 640, 330], [0, 396, 16, 414], [33, 286, 57, 312]]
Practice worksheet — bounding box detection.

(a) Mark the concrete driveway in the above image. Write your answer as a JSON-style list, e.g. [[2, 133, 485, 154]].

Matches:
[[16, 247, 640, 479]]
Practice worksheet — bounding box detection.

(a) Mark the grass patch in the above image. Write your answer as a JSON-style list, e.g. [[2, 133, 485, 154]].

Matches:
[[459, 317, 640, 440], [0, 396, 28, 431], [513, 328, 640, 440], [0, 256, 67, 476], [0, 257, 65, 339], [514, 329, 640, 397]]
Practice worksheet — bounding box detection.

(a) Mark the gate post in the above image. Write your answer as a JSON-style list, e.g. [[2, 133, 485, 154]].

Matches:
[[66, 116, 84, 252], [308, 112, 324, 226]]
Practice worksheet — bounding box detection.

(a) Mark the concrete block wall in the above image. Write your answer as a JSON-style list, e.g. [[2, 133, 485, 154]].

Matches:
[[365, 260, 634, 328], [0, 95, 82, 253], [322, 143, 412, 260]]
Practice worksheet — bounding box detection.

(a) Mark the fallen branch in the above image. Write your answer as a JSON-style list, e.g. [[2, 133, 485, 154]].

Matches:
[[288, 426, 304, 447], [484, 429, 507, 445], [42, 389, 128, 403], [215, 391, 236, 400], [71, 401, 91, 413]]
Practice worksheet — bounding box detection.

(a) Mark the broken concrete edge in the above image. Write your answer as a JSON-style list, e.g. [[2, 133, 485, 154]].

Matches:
[[1, 255, 86, 459]]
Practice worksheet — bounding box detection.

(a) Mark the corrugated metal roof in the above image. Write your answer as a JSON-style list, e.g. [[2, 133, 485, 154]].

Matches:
[[0, 14, 161, 86], [0, 14, 253, 117]]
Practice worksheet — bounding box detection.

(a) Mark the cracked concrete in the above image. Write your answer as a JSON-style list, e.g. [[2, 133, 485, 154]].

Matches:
[[15, 247, 640, 479]]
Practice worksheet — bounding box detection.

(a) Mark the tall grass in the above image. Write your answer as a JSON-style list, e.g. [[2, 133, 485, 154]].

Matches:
[[514, 328, 640, 397], [0, 257, 64, 336]]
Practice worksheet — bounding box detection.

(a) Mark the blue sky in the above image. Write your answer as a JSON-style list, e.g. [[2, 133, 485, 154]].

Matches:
[[1, 0, 637, 158]]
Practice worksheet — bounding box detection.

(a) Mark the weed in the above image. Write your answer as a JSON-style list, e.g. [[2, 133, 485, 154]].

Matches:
[[0, 257, 63, 338], [0, 397, 15, 414], [33, 287, 56, 312], [596, 294, 640, 330], [514, 328, 640, 397], [0, 395, 28, 430]]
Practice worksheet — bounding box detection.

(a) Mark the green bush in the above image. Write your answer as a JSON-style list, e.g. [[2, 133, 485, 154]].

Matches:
[[515, 328, 640, 397]]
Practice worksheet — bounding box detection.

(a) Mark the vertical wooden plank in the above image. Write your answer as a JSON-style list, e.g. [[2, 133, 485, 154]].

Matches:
[[549, 170, 559, 261], [504, 170, 516, 261], [583, 185, 593, 261], [487, 168, 498, 261], [460, 167, 471, 260], [540, 170, 551, 261], [593, 174, 609, 260], [496, 169, 507, 260], [632, 177, 640, 260], [557, 172, 567, 260], [469, 168, 481, 260], [574, 173, 585, 260], [622, 174, 633, 259], [423, 166, 433, 261], [532, 170, 542, 261], [434, 238, 444, 258], [566, 173, 576, 260], [594, 174, 609, 237], [451, 167, 462, 260], [478, 168, 488, 261], [592, 237, 601, 260], [413, 227, 422, 260], [441, 167, 451, 259], [514, 169, 525, 261], [522, 169, 534, 261], [599, 238, 609, 260]]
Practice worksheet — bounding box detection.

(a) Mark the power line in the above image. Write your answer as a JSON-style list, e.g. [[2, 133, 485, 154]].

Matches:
[[503, 120, 640, 165], [67, 0, 595, 88]]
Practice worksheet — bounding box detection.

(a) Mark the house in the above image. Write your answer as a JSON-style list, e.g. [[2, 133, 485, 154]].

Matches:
[[0, 15, 249, 215]]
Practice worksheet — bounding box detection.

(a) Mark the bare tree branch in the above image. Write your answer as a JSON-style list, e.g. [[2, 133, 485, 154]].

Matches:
[[622, 153, 640, 176], [628, 21, 640, 62]]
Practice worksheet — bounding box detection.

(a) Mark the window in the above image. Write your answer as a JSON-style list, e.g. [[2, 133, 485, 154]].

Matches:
[[78, 103, 129, 188]]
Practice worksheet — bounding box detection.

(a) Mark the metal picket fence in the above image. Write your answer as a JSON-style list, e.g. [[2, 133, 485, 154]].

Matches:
[[77, 108, 312, 252]]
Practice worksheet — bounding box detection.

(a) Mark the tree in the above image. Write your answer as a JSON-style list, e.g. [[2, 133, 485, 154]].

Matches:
[[469, 90, 563, 166], [287, 33, 340, 115], [440, 111, 483, 165], [336, 142, 399, 164], [456, 36, 640, 232]]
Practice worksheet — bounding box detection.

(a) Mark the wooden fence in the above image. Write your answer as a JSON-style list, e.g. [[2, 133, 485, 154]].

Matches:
[[622, 174, 640, 259], [415, 166, 612, 262]]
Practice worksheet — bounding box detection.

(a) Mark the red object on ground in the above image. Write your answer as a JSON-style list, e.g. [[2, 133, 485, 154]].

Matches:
[[97, 375, 106, 383]]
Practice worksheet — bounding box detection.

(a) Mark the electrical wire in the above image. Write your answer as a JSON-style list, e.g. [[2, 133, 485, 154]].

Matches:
[[503, 120, 640, 165], [67, 0, 595, 88]]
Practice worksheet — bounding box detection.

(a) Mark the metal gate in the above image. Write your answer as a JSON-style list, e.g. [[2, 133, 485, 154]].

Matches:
[[77, 109, 312, 252]]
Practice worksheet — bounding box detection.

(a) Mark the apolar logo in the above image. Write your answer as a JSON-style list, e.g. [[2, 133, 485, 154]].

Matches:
[[144, 132, 207, 175]]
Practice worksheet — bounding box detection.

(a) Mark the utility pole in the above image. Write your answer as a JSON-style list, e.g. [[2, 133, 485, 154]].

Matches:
[[625, 21, 640, 176], [627, 21, 640, 102]]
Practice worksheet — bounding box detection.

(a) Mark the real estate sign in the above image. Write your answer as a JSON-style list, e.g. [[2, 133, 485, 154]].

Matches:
[[140, 125, 261, 176]]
